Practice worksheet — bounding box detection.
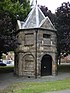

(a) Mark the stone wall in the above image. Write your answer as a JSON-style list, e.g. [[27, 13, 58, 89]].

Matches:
[[15, 28, 57, 77]]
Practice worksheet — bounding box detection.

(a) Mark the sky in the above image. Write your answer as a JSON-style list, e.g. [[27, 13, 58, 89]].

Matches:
[[30, 0, 70, 13]]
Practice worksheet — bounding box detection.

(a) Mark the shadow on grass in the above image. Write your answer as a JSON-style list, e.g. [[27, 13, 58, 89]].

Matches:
[[58, 64, 70, 73], [0, 66, 14, 73]]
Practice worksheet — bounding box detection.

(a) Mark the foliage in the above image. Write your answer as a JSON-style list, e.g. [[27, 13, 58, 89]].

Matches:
[[0, 0, 30, 57], [39, 5, 56, 24], [55, 2, 70, 56], [0, 0, 30, 20], [0, 11, 17, 53]]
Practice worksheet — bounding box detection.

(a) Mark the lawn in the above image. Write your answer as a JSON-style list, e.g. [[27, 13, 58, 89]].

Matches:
[[1, 77, 70, 93], [0, 66, 14, 73], [57, 64, 70, 72], [0, 65, 70, 93]]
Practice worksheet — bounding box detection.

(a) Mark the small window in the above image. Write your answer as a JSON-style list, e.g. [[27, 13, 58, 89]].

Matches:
[[43, 34, 51, 45], [43, 34, 50, 38]]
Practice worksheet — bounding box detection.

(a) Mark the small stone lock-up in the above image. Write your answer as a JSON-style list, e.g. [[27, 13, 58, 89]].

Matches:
[[15, 4, 57, 77]]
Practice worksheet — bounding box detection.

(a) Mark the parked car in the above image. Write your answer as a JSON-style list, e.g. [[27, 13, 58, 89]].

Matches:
[[6, 60, 14, 66], [0, 60, 6, 66]]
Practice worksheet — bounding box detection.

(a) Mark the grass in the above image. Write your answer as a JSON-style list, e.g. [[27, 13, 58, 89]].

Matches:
[[0, 77, 70, 93], [0, 66, 14, 73], [57, 64, 70, 72], [0, 65, 70, 93]]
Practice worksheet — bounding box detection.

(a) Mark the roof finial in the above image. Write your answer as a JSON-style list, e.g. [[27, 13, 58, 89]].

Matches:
[[36, 0, 37, 5]]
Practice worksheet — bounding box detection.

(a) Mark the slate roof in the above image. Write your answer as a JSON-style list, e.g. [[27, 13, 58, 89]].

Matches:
[[17, 4, 56, 31]]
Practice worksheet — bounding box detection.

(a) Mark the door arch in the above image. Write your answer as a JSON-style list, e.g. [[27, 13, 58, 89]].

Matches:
[[41, 54, 52, 76]]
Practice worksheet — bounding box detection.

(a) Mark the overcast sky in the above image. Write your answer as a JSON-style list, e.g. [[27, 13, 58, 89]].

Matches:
[[30, 0, 70, 13]]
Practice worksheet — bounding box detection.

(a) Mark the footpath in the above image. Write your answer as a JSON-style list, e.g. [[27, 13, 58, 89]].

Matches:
[[0, 72, 70, 92], [44, 90, 70, 93]]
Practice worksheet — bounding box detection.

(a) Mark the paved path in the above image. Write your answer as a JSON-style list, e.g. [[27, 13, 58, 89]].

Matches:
[[44, 90, 70, 93], [0, 72, 70, 92]]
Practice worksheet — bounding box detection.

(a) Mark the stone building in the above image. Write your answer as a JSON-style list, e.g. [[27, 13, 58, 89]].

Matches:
[[15, 4, 57, 77]]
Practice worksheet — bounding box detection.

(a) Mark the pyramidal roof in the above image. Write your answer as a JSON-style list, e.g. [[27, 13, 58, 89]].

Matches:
[[22, 4, 45, 28], [17, 4, 56, 31]]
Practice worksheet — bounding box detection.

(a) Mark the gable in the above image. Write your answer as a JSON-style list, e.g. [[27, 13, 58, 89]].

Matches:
[[39, 17, 56, 31]]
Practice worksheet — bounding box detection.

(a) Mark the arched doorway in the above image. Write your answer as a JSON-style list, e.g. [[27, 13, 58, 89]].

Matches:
[[41, 54, 52, 76]]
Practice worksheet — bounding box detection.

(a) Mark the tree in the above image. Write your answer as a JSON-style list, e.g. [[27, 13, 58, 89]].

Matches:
[[39, 5, 55, 24], [55, 2, 70, 56], [0, 0, 30, 58], [0, 11, 17, 52], [0, 0, 30, 20]]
